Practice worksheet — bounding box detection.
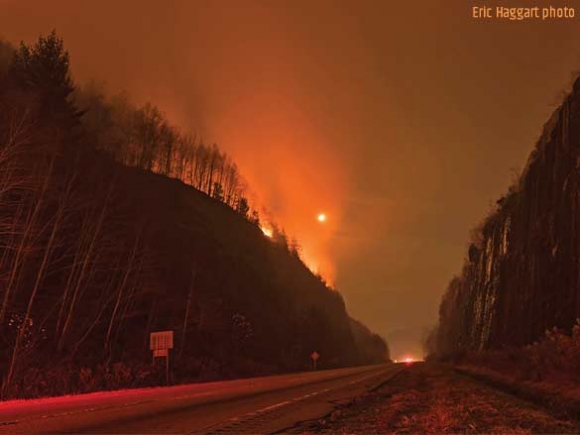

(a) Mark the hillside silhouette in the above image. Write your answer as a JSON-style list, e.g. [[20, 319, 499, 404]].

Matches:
[[0, 32, 388, 400]]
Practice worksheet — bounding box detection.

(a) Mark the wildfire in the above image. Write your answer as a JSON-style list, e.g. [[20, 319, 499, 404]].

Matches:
[[255, 204, 335, 285]]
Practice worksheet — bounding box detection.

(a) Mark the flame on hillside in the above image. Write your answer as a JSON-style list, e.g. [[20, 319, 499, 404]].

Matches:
[[260, 226, 273, 238]]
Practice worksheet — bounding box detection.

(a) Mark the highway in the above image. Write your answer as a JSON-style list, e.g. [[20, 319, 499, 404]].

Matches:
[[0, 363, 403, 434]]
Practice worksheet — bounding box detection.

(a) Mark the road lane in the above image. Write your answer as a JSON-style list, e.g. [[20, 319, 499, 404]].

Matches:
[[0, 363, 402, 434]]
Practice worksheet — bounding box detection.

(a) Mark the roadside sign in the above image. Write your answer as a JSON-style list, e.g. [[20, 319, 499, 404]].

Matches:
[[311, 351, 319, 370], [150, 330, 174, 384], [150, 330, 174, 350], [153, 349, 168, 357]]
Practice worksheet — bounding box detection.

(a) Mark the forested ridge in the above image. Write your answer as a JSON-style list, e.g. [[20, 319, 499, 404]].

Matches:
[[0, 32, 388, 400], [430, 73, 580, 357]]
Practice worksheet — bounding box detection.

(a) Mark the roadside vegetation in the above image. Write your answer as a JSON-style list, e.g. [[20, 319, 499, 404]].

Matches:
[[459, 320, 580, 385], [451, 321, 580, 419]]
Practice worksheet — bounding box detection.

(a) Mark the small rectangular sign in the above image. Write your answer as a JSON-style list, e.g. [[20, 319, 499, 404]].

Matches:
[[153, 348, 168, 357], [150, 330, 174, 350]]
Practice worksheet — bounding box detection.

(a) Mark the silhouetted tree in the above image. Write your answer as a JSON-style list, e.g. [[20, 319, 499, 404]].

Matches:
[[0, 40, 14, 77], [289, 237, 301, 257], [236, 196, 250, 218], [249, 210, 260, 226], [212, 182, 224, 202], [9, 31, 77, 124]]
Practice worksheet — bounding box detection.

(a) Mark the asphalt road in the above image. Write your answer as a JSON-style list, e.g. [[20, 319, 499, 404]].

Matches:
[[0, 363, 402, 434]]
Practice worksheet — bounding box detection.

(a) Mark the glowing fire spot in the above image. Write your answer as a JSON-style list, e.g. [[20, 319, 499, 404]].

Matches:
[[317, 213, 326, 223], [261, 227, 273, 238], [405, 357, 414, 364]]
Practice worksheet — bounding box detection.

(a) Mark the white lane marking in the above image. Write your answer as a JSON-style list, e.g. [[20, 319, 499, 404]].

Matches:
[[259, 400, 292, 412], [216, 384, 333, 426], [195, 366, 400, 434]]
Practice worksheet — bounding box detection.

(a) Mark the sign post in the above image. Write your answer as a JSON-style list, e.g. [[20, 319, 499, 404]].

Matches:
[[310, 351, 319, 370], [150, 330, 174, 384]]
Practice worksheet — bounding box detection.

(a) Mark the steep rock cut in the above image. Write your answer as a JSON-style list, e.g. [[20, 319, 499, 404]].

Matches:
[[435, 76, 580, 354]]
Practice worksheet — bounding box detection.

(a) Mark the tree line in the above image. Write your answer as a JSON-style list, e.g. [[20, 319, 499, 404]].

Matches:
[[76, 85, 255, 218]]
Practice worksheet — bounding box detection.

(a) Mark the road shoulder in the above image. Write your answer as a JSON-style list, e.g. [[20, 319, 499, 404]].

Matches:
[[285, 363, 580, 434]]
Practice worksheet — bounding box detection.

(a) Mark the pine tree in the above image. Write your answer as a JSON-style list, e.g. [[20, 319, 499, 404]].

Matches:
[[10, 31, 76, 122]]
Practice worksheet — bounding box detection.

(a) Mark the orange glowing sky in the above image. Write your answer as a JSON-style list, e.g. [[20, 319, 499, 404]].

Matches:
[[2, 0, 580, 359]]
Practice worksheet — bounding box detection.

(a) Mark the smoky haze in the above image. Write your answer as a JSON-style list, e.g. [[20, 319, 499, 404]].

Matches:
[[2, 0, 580, 359]]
